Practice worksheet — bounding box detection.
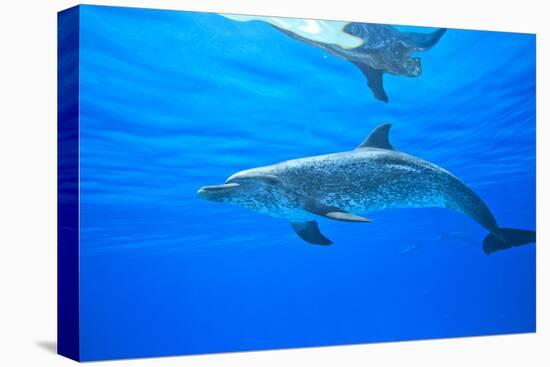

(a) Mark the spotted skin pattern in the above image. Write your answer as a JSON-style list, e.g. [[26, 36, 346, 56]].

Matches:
[[222, 147, 498, 231], [197, 124, 535, 252]]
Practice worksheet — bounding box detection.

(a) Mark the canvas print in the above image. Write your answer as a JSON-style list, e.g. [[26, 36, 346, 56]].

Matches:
[[58, 4, 536, 362]]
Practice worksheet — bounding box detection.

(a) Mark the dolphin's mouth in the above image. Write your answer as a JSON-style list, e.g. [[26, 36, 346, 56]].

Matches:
[[197, 183, 240, 200]]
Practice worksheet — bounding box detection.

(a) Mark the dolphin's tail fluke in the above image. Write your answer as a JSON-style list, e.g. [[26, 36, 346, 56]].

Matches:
[[483, 228, 536, 255], [403, 28, 447, 51]]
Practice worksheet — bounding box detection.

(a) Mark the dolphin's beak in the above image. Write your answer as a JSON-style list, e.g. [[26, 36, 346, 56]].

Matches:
[[197, 183, 240, 201]]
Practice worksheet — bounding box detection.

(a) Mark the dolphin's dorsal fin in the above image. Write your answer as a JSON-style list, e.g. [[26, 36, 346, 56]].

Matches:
[[351, 63, 388, 103], [356, 123, 394, 150]]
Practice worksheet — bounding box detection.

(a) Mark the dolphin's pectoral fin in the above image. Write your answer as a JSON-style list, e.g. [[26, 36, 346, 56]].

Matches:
[[351, 62, 389, 103], [356, 123, 394, 150], [303, 198, 372, 223], [403, 28, 446, 51], [324, 211, 372, 222], [291, 221, 333, 245]]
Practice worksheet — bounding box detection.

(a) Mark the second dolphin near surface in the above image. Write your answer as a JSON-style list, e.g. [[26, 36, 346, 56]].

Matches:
[[198, 123, 535, 254], [222, 15, 446, 103]]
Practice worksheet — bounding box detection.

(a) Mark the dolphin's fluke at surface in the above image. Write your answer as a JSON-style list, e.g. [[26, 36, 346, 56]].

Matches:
[[351, 62, 389, 103], [483, 228, 536, 255], [403, 28, 447, 51], [291, 221, 333, 246]]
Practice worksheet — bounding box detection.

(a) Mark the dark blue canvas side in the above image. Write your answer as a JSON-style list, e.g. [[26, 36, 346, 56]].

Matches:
[[57, 5, 80, 362]]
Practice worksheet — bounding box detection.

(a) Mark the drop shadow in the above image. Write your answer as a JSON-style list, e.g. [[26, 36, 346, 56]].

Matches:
[[36, 340, 57, 354]]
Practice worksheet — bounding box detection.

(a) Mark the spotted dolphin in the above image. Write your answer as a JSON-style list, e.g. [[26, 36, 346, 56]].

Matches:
[[276, 23, 446, 102], [197, 124, 535, 254]]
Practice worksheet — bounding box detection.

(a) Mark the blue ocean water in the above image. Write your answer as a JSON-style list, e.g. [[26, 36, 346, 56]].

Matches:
[[76, 5, 536, 361]]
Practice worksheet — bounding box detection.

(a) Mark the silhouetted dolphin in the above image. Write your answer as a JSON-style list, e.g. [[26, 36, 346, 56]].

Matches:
[[276, 23, 446, 102], [198, 124, 535, 254]]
